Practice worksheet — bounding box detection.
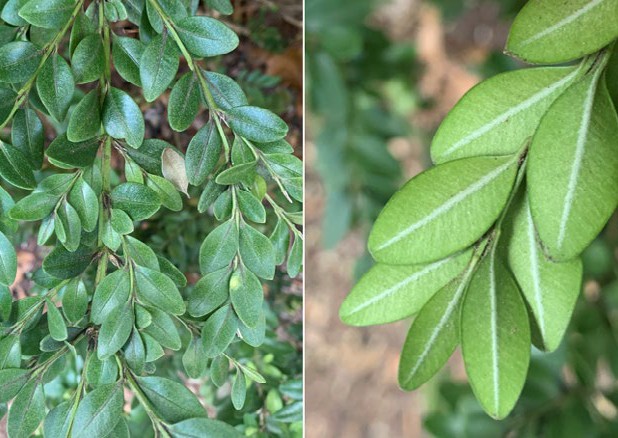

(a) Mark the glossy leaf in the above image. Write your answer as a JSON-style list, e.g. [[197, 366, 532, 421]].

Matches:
[[103, 87, 145, 149], [229, 268, 263, 328], [186, 121, 222, 186], [226, 106, 288, 143], [168, 72, 200, 131], [0, 141, 37, 190], [0, 41, 41, 83], [176, 16, 239, 57], [135, 376, 206, 423], [111, 182, 161, 220], [140, 33, 179, 102], [18, 0, 74, 29]]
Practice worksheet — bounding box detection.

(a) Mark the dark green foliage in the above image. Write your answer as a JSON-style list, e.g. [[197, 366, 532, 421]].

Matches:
[[0, 0, 302, 436]]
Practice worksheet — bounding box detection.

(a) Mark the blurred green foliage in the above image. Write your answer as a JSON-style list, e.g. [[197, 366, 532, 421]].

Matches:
[[307, 0, 417, 264]]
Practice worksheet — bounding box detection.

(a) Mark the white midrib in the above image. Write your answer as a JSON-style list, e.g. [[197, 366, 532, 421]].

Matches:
[[345, 257, 451, 316], [519, 0, 605, 47], [376, 159, 514, 252], [489, 254, 500, 414], [440, 69, 579, 159], [526, 203, 546, 341], [402, 269, 472, 385], [557, 76, 598, 248]]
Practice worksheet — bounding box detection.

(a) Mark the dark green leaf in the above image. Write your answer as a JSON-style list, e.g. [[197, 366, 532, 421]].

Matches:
[[47, 134, 100, 169], [231, 371, 246, 410], [134, 266, 185, 315], [0, 41, 41, 83], [67, 89, 101, 142], [111, 182, 161, 220], [204, 71, 248, 110], [146, 175, 183, 211], [0, 231, 16, 287], [0, 335, 20, 369], [210, 355, 229, 387], [36, 53, 75, 122], [18, 0, 74, 28], [86, 354, 119, 387], [186, 121, 222, 186], [199, 220, 238, 274], [215, 162, 257, 185], [73, 383, 124, 438], [188, 267, 230, 317], [11, 108, 44, 169], [69, 177, 99, 232], [183, 337, 206, 379], [135, 375, 206, 423], [168, 418, 243, 438], [239, 223, 275, 280], [168, 72, 200, 132], [72, 34, 104, 83], [226, 106, 288, 143], [43, 245, 93, 279], [201, 305, 237, 357], [98, 302, 134, 359], [112, 35, 145, 86], [46, 299, 67, 341], [237, 190, 266, 223], [0, 141, 36, 190], [229, 267, 263, 328], [91, 269, 131, 325], [0, 368, 28, 402], [7, 380, 45, 438], [140, 33, 179, 102], [103, 87, 145, 148], [176, 16, 238, 57], [62, 280, 88, 323], [124, 328, 145, 374]]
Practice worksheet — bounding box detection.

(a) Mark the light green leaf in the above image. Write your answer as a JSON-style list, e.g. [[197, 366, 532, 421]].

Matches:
[[461, 253, 530, 420], [188, 267, 230, 317], [287, 235, 303, 278], [239, 223, 275, 280], [0, 369, 28, 403], [134, 266, 186, 315], [270, 219, 290, 265], [168, 418, 244, 438], [0, 41, 41, 83], [229, 268, 263, 328], [57, 201, 82, 252], [43, 401, 72, 438], [527, 71, 618, 260], [103, 87, 145, 148], [369, 155, 518, 264], [86, 354, 119, 387], [91, 269, 131, 325], [237, 190, 266, 223], [0, 335, 20, 369], [146, 175, 183, 211], [140, 33, 179, 102], [168, 72, 200, 132], [341, 249, 472, 326], [204, 71, 248, 110], [201, 305, 238, 357], [73, 383, 124, 438], [506, 192, 582, 352], [506, 0, 618, 64], [69, 177, 99, 232], [205, 0, 234, 15], [135, 376, 206, 423], [398, 268, 472, 390], [111, 182, 161, 220], [431, 66, 578, 163], [143, 307, 181, 350], [124, 328, 145, 374], [18, 0, 74, 28], [110, 208, 134, 235], [7, 380, 45, 438], [199, 220, 238, 274], [46, 299, 67, 341], [183, 337, 207, 379], [185, 121, 222, 186], [226, 106, 288, 143], [176, 16, 238, 57], [62, 280, 88, 323], [215, 162, 257, 185], [210, 355, 229, 387], [231, 371, 246, 410], [98, 302, 134, 359]]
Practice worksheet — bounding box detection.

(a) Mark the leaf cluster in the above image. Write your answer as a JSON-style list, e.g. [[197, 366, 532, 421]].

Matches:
[[342, 0, 618, 420]]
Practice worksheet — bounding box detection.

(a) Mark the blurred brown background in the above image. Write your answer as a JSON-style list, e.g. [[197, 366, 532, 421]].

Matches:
[[306, 0, 515, 436]]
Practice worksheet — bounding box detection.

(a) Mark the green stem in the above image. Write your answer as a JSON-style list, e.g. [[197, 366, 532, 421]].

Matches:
[[146, 0, 232, 160], [95, 137, 112, 286]]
